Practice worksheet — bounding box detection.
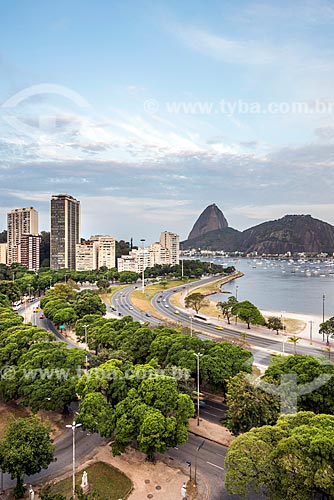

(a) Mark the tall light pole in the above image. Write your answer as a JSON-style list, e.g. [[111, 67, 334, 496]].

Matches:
[[65, 421, 82, 500], [194, 440, 205, 486], [322, 293, 326, 341], [193, 352, 203, 426], [190, 315, 193, 337], [83, 324, 89, 373], [140, 239, 146, 294], [281, 311, 286, 354], [309, 320, 313, 345], [235, 285, 239, 301], [0, 467, 3, 494]]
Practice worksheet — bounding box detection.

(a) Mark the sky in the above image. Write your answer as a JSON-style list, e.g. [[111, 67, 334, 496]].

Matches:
[[1, 0, 334, 244]]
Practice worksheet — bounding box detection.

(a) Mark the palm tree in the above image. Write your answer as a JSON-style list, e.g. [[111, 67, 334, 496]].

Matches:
[[288, 336, 300, 354]]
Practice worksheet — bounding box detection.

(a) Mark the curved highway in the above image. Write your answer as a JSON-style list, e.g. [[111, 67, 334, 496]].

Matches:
[[111, 278, 328, 367]]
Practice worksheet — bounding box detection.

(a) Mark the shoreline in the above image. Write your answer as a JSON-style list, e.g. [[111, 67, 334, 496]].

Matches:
[[260, 309, 323, 338]]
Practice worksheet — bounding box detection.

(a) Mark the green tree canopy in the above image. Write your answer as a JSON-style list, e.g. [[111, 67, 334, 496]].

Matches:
[[0, 416, 55, 498], [225, 373, 280, 435], [184, 292, 208, 313], [263, 354, 334, 415], [266, 316, 284, 335], [225, 411, 334, 500], [216, 295, 238, 324], [232, 300, 265, 329], [0, 281, 21, 303], [3, 342, 85, 412], [319, 316, 334, 345]]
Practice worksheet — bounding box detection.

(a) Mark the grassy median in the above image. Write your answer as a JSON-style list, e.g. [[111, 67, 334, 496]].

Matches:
[[130, 279, 194, 319]]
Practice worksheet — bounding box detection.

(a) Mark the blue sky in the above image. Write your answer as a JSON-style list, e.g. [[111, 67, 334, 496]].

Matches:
[[1, 0, 334, 243]]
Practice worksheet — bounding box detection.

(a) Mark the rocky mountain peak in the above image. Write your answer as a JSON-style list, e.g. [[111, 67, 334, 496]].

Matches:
[[188, 203, 228, 240]]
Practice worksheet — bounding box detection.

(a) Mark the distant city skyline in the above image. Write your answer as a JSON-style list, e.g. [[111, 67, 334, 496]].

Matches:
[[2, 0, 334, 240]]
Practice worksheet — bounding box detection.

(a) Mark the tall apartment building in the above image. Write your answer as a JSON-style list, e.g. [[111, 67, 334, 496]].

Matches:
[[90, 235, 116, 269], [160, 231, 180, 265], [0, 243, 7, 265], [148, 242, 170, 266], [50, 194, 80, 270], [7, 207, 39, 270], [75, 241, 98, 271], [20, 234, 40, 272]]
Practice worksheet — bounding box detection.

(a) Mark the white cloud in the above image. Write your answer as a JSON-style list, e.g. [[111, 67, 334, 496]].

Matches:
[[172, 25, 285, 65]]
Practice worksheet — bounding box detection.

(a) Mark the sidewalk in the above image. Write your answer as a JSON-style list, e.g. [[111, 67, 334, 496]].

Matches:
[[208, 312, 327, 350], [189, 418, 234, 447], [40, 444, 208, 500], [175, 296, 328, 351]]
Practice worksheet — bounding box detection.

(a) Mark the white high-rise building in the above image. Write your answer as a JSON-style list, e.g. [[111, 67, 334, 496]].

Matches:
[[7, 207, 39, 270], [160, 231, 180, 265], [75, 235, 116, 271], [90, 235, 116, 269], [148, 242, 170, 266], [75, 241, 99, 271]]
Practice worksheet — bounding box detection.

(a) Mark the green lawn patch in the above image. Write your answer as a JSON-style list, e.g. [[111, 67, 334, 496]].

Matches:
[[48, 461, 132, 500]]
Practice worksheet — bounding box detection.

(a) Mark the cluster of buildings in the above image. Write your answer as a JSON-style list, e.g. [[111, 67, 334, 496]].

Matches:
[[117, 231, 180, 273], [1, 193, 180, 273]]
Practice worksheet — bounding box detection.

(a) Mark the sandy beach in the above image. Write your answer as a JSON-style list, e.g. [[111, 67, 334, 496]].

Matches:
[[261, 309, 324, 341]]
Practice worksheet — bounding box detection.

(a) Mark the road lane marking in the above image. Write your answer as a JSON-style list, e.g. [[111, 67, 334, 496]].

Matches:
[[206, 461, 224, 470], [205, 404, 225, 412], [201, 411, 222, 417]]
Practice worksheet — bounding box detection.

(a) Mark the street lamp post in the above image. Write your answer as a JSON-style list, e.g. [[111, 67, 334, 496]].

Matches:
[[65, 421, 82, 500], [186, 461, 192, 481], [140, 239, 146, 294], [309, 320, 313, 345], [322, 293, 326, 341], [190, 315, 193, 337], [281, 311, 286, 353], [235, 285, 239, 301], [24, 296, 28, 324], [193, 352, 203, 426], [0, 468, 3, 494], [194, 440, 205, 486], [83, 324, 89, 373]]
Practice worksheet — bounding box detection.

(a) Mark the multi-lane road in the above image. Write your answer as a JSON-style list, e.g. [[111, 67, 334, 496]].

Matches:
[[111, 278, 327, 368]]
